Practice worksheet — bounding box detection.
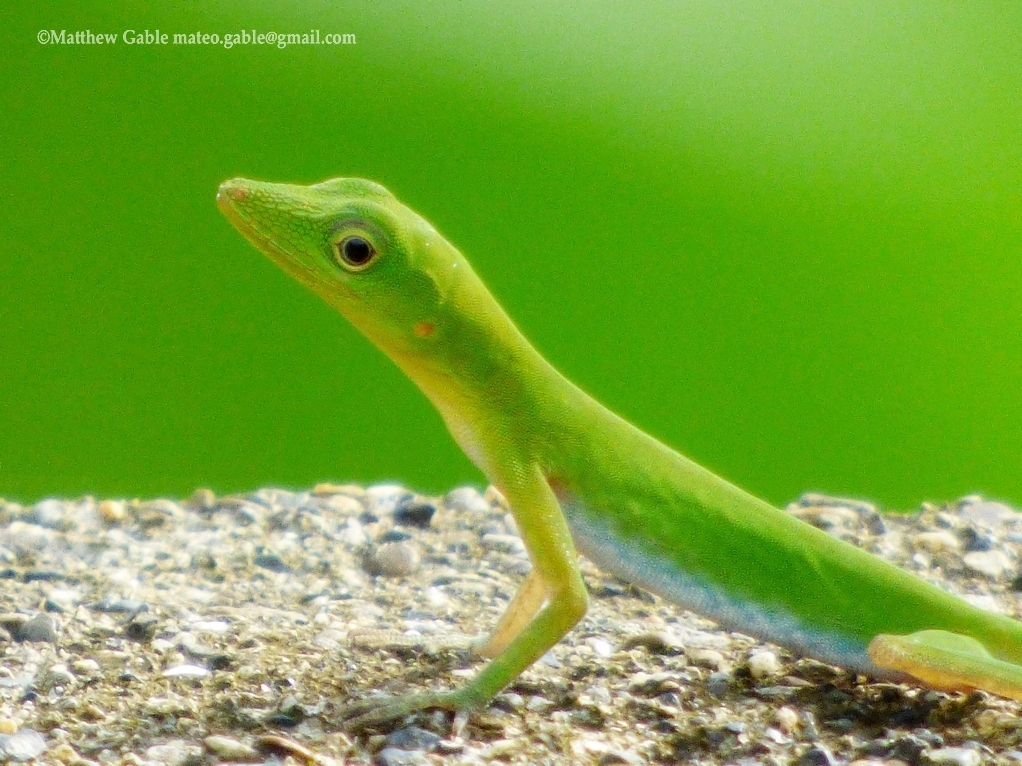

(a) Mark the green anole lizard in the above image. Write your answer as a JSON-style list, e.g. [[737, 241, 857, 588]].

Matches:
[[217, 176, 1022, 727]]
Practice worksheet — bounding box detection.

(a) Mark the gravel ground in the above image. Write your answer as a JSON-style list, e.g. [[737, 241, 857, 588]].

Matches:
[[1, 485, 1022, 766]]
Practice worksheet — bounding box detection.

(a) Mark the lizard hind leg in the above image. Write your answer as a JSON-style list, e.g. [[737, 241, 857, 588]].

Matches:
[[869, 630, 1022, 701]]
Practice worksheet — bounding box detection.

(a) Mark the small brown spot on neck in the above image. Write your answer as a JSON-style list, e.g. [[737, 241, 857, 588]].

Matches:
[[413, 321, 436, 338]]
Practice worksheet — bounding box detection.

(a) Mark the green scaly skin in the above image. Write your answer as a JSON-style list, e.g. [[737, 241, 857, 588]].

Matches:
[[217, 176, 1022, 729]]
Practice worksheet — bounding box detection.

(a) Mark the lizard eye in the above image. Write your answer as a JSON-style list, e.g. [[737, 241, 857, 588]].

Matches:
[[335, 236, 377, 270]]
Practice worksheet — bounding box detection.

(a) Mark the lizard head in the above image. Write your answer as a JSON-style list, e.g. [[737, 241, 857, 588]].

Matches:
[[217, 176, 464, 359]]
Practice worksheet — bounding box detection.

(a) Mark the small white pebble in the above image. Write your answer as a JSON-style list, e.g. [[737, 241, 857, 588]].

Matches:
[[688, 648, 726, 670], [162, 664, 210, 679], [775, 705, 799, 732], [963, 550, 1012, 579], [445, 487, 490, 515], [1, 729, 46, 761], [764, 727, 789, 744], [587, 637, 614, 657], [72, 659, 100, 675], [425, 586, 448, 607], [99, 499, 127, 524], [961, 501, 1019, 528], [748, 650, 781, 679], [204, 735, 259, 760], [190, 619, 231, 634], [925, 746, 982, 766]]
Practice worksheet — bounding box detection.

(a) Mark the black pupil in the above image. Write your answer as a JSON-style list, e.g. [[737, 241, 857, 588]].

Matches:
[[342, 237, 373, 265]]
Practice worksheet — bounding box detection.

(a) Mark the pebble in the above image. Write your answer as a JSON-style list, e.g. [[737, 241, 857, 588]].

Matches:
[[706, 670, 732, 696], [960, 501, 1018, 527], [775, 706, 799, 733], [0, 614, 29, 637], [18, 613, 57, 643], [92, 596, 147, 614], [253, 551, 290, 573], [27, 499, 69, 530], [72, 659, 101, 676], [620, 631, 684, 655], [187, 487, 217, 511], [924, 746, 982, 766], [125, 613, 160, 641], [98, 499, 127, 524], [445, 487, 490, 515], [203, 735, 259, 761], [963, 550, 1013, 579], [367, 541, 422, 577], [393, 499, 437, 529], [960, 527, 997, 552], [143, 739, 204, 766], [322, 493, 364, 516], [162, 664, 211, 679], [914, 530, 960, 553], [797, 744, 837, 766], [191, 619, 231, 634], [377, 747, 431, 766], [688, 648, 726, 670], [747, 649, 781, 679], [313, 482, 364, 497], [4, 522, 55, 554], [0, 728, 47, 761], [45, 663, 76, 687], [386, 726, 441, 751]]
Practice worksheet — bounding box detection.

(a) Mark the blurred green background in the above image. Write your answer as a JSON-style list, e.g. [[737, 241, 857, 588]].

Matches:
[[2, 2, 1019, 509]]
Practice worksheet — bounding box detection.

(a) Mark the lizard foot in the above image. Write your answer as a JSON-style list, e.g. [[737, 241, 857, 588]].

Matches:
[[341, 689, 469, 732], [869, 629, 1022, 701]]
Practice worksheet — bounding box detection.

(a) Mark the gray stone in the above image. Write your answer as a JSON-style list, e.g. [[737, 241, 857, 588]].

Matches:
[[386, 726, 441, 751], [18, 613, 57, 643], [367, 542, 422, 577], [378, 747, 431, 766], [796, 744, 836, 766]]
